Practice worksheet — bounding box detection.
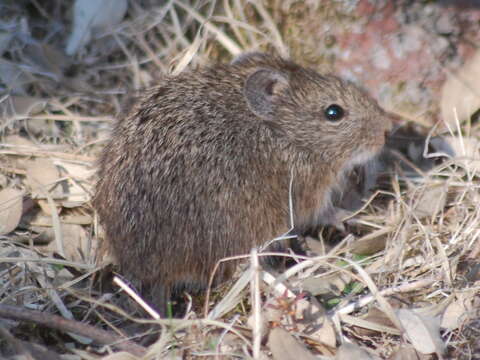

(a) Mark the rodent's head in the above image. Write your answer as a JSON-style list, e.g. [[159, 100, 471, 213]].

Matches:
[[242, 58, 392, 169]]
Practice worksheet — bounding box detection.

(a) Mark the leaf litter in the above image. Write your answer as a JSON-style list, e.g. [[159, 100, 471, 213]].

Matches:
[[0, 0, 479, 359]]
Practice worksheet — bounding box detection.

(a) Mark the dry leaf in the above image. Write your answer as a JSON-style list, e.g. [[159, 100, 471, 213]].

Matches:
[[350, 228, 389, 255], [23, 43, 70, 81], [441, 294, 472, 330], [441, 49, 480, 127], [62, 224, 90, 262], [353, 307, 398, 337], [100, 352, 138, 360], [388, 345, 431, 360], [396, 309, 445, 355], [2, 134, 36, 147], [413, 185, 447, 219], [268, 328, 316, 360], [0, 188, 23, 235], [335, 343, 379, 360], [301, 272, 351, 296], [60, 214, 92, 225], [26, 158, 61, 195], [56, 160, 94, 205], [44, 224, 93, 262], [445, 136, 480, 174], [0, 59, 29, 94], [0, 29, 13, 56], [1, 96, 46, 119], [307, 315, 336, 349], [66, 0, 128, 55], [26, 158, 64, 215]]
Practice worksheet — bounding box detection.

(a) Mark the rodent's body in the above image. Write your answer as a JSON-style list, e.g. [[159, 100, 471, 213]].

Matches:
[[94, 53, 392, 311]]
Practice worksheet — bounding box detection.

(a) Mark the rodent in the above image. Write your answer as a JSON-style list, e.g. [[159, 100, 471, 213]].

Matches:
[[93, 52, 393, 313]]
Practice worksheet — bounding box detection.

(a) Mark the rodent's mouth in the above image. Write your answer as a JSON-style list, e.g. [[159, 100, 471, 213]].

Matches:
[[349, 149, 378, 167]]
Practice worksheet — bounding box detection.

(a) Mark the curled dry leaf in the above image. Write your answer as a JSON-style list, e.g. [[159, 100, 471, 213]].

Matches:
[[267, 327, 317, 360], [66, 0, 128, 55], [441, 49, 480, 128], [0, 188, 23, 235], [396, 309, 445, 355]]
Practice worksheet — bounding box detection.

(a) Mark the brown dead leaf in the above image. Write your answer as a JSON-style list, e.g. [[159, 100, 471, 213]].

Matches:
[[66, 0, 128, 55], [23, 43, 70, 81], [441, 49, 480, 127], [26, 158, 61, 194], [45, 224, 93, 262], [3, 134, 36, 147], [268, 327, 317, 360], [353, 307, 398, 337], [413, 185, 447, 219], [0, 188, 23, 235], [335, 343, 379, 360], [307, 315, 336, 349], [100, 352, 138, 360], [1, 96, 46, 119], [56, 160, 94, 205], [441, 293, 472, 330], [0, 59, 30, 94], [396, 309, 445, 355], [25, 158, 64, 215], [301, 272, 351, 296], [350, 228, 389, 255]]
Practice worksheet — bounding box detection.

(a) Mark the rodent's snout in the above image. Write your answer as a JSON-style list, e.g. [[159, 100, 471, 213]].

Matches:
[[381, 112, 397, 143], [371, 112, 395, 148], [385, 111, 401, 134]]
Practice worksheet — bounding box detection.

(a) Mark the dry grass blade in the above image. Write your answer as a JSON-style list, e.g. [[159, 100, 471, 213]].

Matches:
[[173, 0, 242, 55]]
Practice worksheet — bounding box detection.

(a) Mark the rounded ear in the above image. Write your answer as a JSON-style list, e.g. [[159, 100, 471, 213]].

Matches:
[[244, 68, 289, 118]]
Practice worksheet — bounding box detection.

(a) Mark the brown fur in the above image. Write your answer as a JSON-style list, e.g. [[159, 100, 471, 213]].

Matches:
[[93, 53, 392, 312]]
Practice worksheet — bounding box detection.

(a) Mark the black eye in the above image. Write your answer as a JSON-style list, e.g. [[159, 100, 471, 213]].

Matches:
[[324, 104, 345, 121]]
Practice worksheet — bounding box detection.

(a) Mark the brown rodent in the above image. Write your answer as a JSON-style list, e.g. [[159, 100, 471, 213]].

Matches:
[[94, 52, 393, 313]]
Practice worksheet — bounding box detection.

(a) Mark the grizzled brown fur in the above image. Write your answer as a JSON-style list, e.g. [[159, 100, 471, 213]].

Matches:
[[94, 53, 392, 312]]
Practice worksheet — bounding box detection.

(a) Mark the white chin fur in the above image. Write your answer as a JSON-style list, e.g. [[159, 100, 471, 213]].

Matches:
[[343, 148, 378, 173]]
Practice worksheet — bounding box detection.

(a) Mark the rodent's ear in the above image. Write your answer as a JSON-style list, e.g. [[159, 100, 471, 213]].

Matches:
[[244, 68, 289, 118]]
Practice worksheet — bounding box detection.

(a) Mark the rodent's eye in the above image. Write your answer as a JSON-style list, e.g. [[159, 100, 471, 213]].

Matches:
[[324, 104, 345, 122]]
